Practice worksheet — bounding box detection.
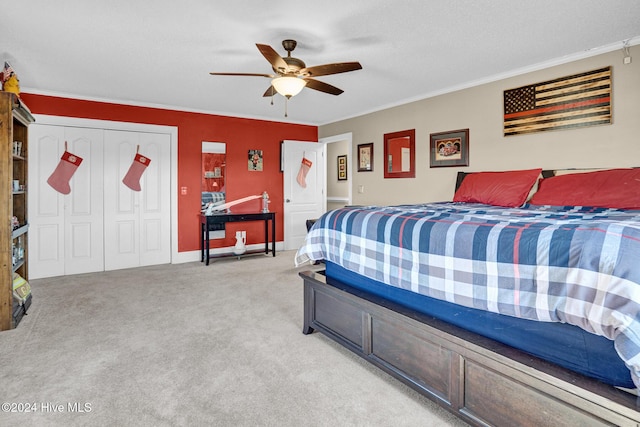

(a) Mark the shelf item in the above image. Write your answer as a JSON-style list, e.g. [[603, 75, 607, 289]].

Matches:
[[12, 273, 31, 305], [12, 294, 31, 328], [11, 224, 29, 240], [1, 92, 34, 330]]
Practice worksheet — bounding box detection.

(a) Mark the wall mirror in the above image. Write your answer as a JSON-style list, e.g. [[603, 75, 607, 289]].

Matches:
[[384, 129, 415, 178], [202, 141, 226, 209]]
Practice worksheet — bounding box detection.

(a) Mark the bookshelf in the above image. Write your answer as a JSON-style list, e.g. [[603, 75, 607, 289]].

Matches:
[[1, 92, 34, 330]]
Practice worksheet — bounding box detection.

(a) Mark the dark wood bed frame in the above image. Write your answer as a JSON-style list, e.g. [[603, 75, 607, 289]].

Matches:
[[300, 171, 640, 426], [301, 270, 640, 426]]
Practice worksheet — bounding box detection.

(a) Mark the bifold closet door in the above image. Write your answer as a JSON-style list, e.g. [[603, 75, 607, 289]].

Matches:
[[28, 125, 105, 279], [103, 130, 171, 271], [29, 125, 171, 278]]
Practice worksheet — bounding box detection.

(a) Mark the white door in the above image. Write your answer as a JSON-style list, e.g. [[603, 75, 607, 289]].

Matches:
[[103, 130, 171, 271], [28, 124, 105, 279], [283, 140, 325, 250]]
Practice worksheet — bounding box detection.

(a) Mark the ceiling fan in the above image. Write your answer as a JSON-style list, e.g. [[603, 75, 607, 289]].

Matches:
[[210, 39, 362, 100]]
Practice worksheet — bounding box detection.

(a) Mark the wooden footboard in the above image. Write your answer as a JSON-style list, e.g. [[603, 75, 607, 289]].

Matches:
[[300, 270, 640, 426]]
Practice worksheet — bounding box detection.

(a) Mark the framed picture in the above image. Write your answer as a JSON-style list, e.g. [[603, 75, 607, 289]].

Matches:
[[429, 129, 469, 168], [248, 149, 263, 171], [357, 143, 373, 172], [503, 67, 611, 136], [337, 155, 347, 181]]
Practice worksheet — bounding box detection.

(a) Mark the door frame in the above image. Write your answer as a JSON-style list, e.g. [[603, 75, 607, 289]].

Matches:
[[32, 115, 179, 263]]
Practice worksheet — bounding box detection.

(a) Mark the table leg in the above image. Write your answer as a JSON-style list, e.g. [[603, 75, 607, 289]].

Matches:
[[200, 223, 204, 262], [271, 216, 276, 257], [205, 224, 210, 266], [264, 219, 269, 254]]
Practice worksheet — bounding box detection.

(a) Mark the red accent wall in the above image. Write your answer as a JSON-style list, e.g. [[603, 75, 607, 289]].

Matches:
[[21, 93, 318, 253]]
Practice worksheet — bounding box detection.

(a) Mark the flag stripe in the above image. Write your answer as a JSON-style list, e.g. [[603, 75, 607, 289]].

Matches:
[[536, 80, 610, 99], [504, 105, 611, 128], [536, 89, 610, 107], [504, 117, 611, 136], [535, 68, 611, 91], [505, 111, 611, 135], [504, 97, 610, 119], [503, 67, 611, 136]]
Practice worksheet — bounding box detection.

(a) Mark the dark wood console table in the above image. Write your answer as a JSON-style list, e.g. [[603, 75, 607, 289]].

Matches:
[[200, 212, 276, 265]]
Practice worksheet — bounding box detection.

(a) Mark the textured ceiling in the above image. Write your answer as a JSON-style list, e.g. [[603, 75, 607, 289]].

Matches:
[[2, 0, 639, 125]]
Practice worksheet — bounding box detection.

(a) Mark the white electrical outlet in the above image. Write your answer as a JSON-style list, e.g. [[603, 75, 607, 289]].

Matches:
[[358, 185, 365, 194]]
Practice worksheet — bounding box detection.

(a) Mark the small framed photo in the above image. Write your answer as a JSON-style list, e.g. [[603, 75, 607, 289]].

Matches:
[[430, 128, 469, 168], [248, 149, 263, 171], [357, 143, 373, 172], [337, 155, 348, 181]]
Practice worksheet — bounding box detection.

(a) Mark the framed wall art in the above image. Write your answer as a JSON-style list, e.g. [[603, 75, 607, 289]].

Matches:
[[337, 155, 348, 181], [430, 129, 469, 168], [248, 149, 263, 171], [357, 143, 373, 172], [384, 129, 415, 179], [503, 66, 611, 136]]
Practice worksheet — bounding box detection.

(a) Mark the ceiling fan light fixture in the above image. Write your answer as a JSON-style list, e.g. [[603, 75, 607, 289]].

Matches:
[[272, 76, 307, 98]]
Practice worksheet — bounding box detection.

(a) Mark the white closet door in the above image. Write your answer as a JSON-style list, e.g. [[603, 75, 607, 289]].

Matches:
[[29, 125, 65, 279], [103, 130, 171, 271], [28, 124, 105, 279]]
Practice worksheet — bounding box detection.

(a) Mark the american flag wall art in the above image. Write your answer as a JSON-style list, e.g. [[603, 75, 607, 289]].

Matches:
[[503, 66, 611, 136]]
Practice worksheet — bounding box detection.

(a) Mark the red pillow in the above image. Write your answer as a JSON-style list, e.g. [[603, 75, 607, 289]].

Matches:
[[529, 168, 640, 209], [453, 168, 542, 207]]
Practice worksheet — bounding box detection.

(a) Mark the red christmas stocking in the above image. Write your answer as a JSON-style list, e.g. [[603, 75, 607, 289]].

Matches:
[[47, 151, 83, 194], [122, 153, 151, 191], [296, 157, 312, 188]]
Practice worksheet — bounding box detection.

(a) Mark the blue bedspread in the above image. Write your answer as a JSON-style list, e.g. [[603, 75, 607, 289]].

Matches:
[[295, 202, 640, 387]]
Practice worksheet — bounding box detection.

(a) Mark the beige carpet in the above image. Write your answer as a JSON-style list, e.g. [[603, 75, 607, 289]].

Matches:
[[0, 251, 468, 426]]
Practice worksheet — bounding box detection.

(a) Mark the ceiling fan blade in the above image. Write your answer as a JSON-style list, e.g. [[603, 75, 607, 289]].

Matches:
[[303, 78, 344, 96], [300, 62, 362, 77], [210, 72, 274, 78], [262, 86, 277, 97], [256, 44, 288, 73]]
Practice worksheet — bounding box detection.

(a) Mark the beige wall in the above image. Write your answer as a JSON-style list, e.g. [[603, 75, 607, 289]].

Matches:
[[319, 46, 640, 206]]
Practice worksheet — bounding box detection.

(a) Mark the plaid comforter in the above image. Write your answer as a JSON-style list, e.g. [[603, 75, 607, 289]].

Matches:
[[295, 203, 640, 387]]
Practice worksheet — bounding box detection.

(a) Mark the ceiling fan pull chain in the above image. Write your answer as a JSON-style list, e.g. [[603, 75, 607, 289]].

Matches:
[[284, 97, 288, 117]]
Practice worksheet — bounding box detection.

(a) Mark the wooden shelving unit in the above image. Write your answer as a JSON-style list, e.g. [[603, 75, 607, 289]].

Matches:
[[1, 92, 34, 330]]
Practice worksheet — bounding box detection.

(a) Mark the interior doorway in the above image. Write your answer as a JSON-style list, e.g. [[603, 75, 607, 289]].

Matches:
[[320, 132, 353, 211]]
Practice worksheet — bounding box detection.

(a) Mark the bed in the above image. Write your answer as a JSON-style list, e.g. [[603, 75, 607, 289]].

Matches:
[[296, 167, 640, 426]]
